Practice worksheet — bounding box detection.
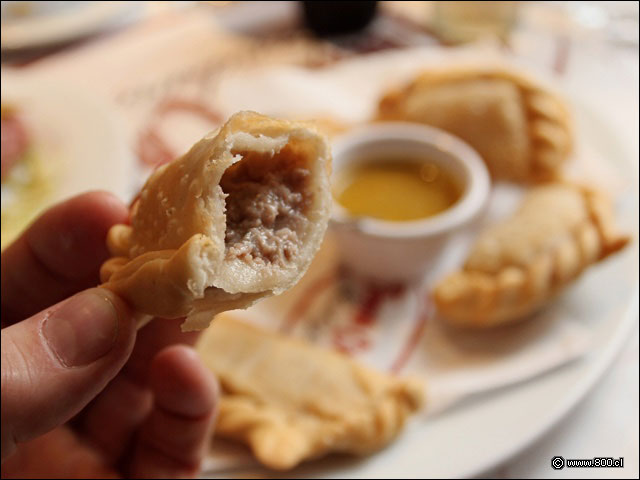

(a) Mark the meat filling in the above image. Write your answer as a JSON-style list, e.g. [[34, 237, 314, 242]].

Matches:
[[221, 145, 311, 268]]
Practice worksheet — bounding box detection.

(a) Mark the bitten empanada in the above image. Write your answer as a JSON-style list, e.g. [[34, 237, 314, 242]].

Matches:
[[100, 111, 331, 331], [196, 315, 424, 470], [377, 68, 572, 182], [433, 183, 629, 327]]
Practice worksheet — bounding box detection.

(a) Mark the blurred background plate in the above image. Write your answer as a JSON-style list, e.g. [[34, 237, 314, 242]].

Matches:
[[1, 70, 134, 249], [203, 88, 638, 479], [1, 1, 138, 51]]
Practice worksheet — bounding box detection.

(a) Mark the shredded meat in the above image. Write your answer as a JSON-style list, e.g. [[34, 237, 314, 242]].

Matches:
[[223, 157, 310, 267]]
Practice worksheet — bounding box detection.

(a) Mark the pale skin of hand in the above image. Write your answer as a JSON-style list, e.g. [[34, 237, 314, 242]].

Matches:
[[1, 192, 219, 478]]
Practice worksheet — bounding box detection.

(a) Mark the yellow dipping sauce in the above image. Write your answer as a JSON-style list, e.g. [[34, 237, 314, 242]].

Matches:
[[334, 158, 461, 222]]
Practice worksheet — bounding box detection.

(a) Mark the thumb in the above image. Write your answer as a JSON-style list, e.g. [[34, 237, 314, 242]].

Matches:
[[1, 288, 136, 461]]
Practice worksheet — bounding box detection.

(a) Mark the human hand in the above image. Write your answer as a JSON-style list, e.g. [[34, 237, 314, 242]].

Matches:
[[1, 192, 218, 478]]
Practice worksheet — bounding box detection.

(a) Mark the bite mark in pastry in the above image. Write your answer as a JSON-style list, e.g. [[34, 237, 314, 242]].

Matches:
[[377, 68, 573, 182], [100, 111, 332, 331], [196, 314, 424, 470], [433, 183, 629, 327]]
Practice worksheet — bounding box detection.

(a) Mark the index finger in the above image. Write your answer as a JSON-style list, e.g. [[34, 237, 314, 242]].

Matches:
[[1, 191, 128, 325]]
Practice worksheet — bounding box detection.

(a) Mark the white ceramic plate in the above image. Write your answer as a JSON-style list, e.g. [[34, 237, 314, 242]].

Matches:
[[1, 1, 138, 51], [202, 84, 638, 480], [1, 71, 134, 247]]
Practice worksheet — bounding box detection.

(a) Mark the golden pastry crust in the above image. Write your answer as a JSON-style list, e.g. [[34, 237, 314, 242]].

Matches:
[[196, 315, 424, 470], [433, 183, 629, 327], [377, 68, 573, 182], [100, 111, 332, 331]]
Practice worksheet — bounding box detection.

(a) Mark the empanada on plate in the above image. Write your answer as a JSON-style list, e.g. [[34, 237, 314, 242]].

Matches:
[[100, 111, 331, 331], [377, 68, 573, 182], [196, 314, 424, 470], [433, 183, 629, 327]]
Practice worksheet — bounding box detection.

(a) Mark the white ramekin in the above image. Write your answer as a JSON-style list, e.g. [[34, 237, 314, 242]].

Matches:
[[330, 122, 490, 282]]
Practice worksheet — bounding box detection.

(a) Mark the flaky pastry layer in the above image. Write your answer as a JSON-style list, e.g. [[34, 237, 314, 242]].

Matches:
[[197, 314, 424, 470], [100, 111, 331, 331], [377, 67, 573, 182], [433, 183, 629, 327]]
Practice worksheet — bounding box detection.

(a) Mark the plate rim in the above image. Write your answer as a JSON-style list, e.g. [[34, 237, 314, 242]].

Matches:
[[460, 290, 639, 478]]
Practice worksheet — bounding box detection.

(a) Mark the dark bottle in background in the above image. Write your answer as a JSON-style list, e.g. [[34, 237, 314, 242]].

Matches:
[[302, 1, 378, 36]]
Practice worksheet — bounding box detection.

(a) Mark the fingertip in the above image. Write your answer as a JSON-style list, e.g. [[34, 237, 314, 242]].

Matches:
[[82, 190, 130, 226], [95, 287, 137, 351], [149, 345, 218, 418], [123, 318, 199, 385], [33, 190, 129, 236], [2, 191, 133, 323]]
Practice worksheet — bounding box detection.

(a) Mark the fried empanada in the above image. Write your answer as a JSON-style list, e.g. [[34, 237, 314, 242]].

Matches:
[[196, 315, 424, 470], [433, 183, 629, 327], [377, 68, 573, 182], [100, 111, 331, 331]]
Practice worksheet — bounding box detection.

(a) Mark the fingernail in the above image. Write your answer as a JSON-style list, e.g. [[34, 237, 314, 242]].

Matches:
[[42, 289, 119, 367]]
